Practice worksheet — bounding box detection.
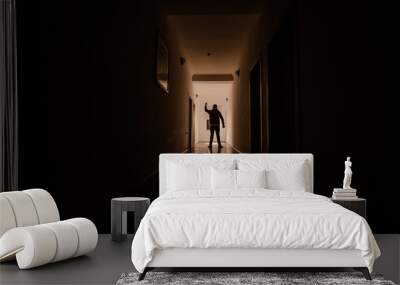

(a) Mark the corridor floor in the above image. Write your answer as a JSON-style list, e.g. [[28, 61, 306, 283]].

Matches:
[[189, 143, 238, 153]]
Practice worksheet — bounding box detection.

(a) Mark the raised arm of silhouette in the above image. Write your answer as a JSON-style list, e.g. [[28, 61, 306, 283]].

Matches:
[[218, 110, 225, 128], [204, 102, 211, 114]]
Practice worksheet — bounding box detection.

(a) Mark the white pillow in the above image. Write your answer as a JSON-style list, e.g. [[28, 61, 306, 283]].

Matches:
[[167, 162, 211, 191], [211, 168, 236, 190], [236, 169, 267, 189], [266, 164, 307, 191], [238, 159, 308, 191]]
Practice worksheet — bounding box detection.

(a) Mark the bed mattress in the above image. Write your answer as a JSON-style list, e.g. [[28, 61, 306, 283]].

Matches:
[[131, 189, 380, 273]]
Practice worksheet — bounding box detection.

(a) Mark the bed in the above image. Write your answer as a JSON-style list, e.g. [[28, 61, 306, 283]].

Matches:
[[131, 154, 380, 280]]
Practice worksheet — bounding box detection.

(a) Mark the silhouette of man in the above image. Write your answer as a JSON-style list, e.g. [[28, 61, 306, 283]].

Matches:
[[204, 102, 225, 149]]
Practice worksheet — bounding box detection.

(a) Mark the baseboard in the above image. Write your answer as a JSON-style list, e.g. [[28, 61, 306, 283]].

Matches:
[[231, 145, 241, 153]]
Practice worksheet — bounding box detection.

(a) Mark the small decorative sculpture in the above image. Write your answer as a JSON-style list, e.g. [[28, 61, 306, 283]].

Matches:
[[343, 157, 353, 189]]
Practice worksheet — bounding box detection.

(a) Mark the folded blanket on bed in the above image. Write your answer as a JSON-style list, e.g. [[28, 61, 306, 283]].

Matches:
[[131, 190, 380, 273]]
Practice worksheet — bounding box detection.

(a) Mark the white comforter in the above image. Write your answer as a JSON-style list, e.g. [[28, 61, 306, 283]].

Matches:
[[131, 190, 380, 273]]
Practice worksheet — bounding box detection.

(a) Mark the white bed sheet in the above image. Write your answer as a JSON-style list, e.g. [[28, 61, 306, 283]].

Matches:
[[131, 189, 380, 273]]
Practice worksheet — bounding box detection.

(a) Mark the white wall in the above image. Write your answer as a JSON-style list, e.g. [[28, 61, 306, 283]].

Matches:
[[193, 82, 233, 144]]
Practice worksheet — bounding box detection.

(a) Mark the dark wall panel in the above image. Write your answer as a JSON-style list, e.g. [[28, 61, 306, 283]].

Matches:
[[296, 1, 390, 232], [17, 0, 192, 233]]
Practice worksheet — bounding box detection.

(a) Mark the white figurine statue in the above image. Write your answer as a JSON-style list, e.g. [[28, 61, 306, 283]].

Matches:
[[343, 157, 353, 189]]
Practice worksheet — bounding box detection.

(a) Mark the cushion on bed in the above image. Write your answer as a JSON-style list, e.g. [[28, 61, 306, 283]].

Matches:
[[166, 159, 236, 192], [167, 162, 211, 191], [238, 159, 309, 191], [211, 168, 268, 190], [236, 169, 267, 189], [211, 168, 236, 190]]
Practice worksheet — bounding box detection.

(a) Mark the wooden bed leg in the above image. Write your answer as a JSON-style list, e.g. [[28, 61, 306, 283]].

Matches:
[[354, 267, 371, 280], [138, 268, 147, 281]]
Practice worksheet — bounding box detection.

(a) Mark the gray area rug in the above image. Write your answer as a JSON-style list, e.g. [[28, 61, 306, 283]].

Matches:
[[116, 272, 396, 285]]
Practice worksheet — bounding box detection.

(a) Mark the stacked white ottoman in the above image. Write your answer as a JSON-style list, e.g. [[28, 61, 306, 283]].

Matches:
[[0, 189, 97, 269]]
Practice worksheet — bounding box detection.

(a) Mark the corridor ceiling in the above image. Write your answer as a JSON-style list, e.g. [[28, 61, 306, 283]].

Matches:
[[168, 15, 259, 75]]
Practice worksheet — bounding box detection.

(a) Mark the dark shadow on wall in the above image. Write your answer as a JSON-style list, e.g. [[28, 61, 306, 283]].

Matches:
[[267, 11, 299, 153], [268, 1, 390, 232], [16, 0, 192, 232], [249, 60, 262, 153]]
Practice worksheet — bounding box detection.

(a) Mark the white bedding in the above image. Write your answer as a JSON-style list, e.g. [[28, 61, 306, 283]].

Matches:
[[131, 190, 380, 273]]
